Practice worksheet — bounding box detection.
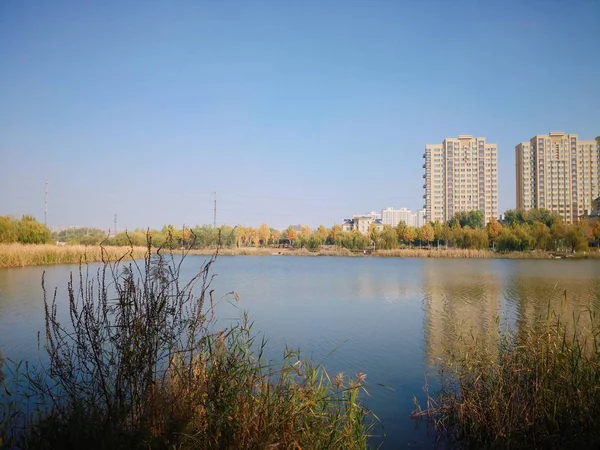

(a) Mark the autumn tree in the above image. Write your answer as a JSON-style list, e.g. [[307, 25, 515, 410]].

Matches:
[[285, 226, 297, 246], [421, 223, 434, 247], [328, 224, 342, 245], [486, 217, 502, 249], [258, 223, 270, 247], [315, 225, 328, 244], [396, 221, 408, 245], [270, 228, 281, 245]]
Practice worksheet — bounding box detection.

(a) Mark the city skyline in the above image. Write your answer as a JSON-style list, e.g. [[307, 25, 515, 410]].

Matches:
[[1, 1, 599, 230]]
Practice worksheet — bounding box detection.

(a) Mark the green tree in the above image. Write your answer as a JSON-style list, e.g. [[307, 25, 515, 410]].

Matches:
[[17, 215, 51, 244], [448, 210, 484, 229], [377, 225, 398, 250], [564, 224, 589, 252], [0, 216, 19, 243], [368, 223, 380, 246], [532, 222, 551, 250]]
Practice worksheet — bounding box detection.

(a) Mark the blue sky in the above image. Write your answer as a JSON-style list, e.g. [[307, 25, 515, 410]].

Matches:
[[1, 0, 599, 231]]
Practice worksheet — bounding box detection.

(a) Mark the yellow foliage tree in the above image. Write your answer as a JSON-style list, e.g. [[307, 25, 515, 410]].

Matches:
[[258, 223, 270, 247]]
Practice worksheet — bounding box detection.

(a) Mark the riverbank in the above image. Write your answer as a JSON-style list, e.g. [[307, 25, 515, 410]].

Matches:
[[1, 244, 599, 268]]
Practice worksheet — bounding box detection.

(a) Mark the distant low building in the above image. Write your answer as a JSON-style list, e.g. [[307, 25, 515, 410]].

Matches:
[[341, 213, 383, 235]]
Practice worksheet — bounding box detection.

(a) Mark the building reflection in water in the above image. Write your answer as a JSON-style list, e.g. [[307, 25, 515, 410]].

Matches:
[[422, 260, 501, 364], [422, 259, 600, 365]]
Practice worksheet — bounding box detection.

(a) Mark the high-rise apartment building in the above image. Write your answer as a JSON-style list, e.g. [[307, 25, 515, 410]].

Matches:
[[423, 136, 498, 224], [515, 132, 600, 224]]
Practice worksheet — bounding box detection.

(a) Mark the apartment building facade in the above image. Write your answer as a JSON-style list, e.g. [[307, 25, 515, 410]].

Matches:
[[381, 207, 412, 227], [423, 135, 498, 224], [515, 133, 600, 224]]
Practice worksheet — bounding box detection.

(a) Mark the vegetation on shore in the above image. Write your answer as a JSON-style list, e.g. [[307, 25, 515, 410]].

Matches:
[[0, 240, 372, 449], [2, 242, 600, 269], [414, 305, 600, 448], [1, 208, 599, 268], [0, 243, 148, 268]]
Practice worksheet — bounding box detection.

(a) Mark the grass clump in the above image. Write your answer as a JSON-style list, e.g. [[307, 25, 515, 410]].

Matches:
[[0, 234, 371, 449], [414, 305, 600, 449]]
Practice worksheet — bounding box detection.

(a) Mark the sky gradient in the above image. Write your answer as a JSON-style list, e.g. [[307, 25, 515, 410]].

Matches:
[[1, 0, 599, 231]]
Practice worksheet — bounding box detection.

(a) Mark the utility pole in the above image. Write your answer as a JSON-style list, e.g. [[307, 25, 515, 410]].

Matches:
[[213, 188, 217, 228], [114, 213, 117, 235], [44, 180, 48, 226]]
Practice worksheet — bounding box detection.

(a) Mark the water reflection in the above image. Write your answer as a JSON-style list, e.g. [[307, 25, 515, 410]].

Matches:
[[422, 260, 501, 362], [422, 260, 600, 365]]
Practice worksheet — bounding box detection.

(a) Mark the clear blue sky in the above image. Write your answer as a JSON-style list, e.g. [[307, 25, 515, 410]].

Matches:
[[1, 0, 599, 231]]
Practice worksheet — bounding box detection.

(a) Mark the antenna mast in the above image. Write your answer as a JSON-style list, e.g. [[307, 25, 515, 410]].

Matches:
[[114, 213, 117, 235], [44, 180, 48, 226], [213, 188, 217, 228]]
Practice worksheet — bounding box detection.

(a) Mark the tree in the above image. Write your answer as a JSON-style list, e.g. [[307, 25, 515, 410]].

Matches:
[[377, 225, 397, 250], [551, 222, 567, 250], [0, 216, 19, 243], [396, 221, 408, 245], [532, 222, 551, 250], [269, 228, 281, 246], [421, 223, 434, 247], [486, 217, 502, 249], [448, 210, 484, 229], [405, 227, 417, 247], [368, 223, 380, 246], [315, 225, 328, 244], [17, 215, 51, 244], [285, 226, 297, 246], [564, 224, 589, 252], [432, 221, 443, 248], [257, 223, 270, 247], [328, 224, 342, 246], [594, 221, 600, 248]]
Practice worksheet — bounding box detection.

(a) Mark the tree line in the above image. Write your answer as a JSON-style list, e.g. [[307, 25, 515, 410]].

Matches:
[[2, 209, 599, 252]]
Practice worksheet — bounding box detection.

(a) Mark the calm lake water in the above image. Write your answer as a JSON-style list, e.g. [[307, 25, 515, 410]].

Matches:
[[1, 256, 600, 448]]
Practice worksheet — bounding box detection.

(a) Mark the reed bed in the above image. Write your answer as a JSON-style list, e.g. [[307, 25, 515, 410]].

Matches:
[[0, 243, 147, 268], [414, 306, 600, 449], [0, 243, 372, 449]]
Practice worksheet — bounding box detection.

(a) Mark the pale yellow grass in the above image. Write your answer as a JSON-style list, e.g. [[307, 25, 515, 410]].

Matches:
[[0, 244, 148, 268]]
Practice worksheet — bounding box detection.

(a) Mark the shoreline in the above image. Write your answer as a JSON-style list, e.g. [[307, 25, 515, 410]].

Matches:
[[1, 243, 599, 268]]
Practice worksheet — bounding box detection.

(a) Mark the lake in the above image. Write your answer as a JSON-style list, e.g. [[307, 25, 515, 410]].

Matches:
[[1, 256, 599, 448]]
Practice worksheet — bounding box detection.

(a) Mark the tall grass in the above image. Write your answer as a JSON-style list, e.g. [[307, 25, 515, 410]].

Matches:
[[0, 238, 372, 449], [414, 305, 600, 448], [0, 243, 147, 268]]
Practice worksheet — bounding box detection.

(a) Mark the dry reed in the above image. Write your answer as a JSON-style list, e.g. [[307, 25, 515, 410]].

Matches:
[[414, 305, 600, 448], [0, 243, 147, 268]]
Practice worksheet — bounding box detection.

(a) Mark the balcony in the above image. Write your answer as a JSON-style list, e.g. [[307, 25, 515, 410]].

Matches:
[[423, 173, 427, 178], [422, 163, 426, 169], [423, 184, 427, 189]]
